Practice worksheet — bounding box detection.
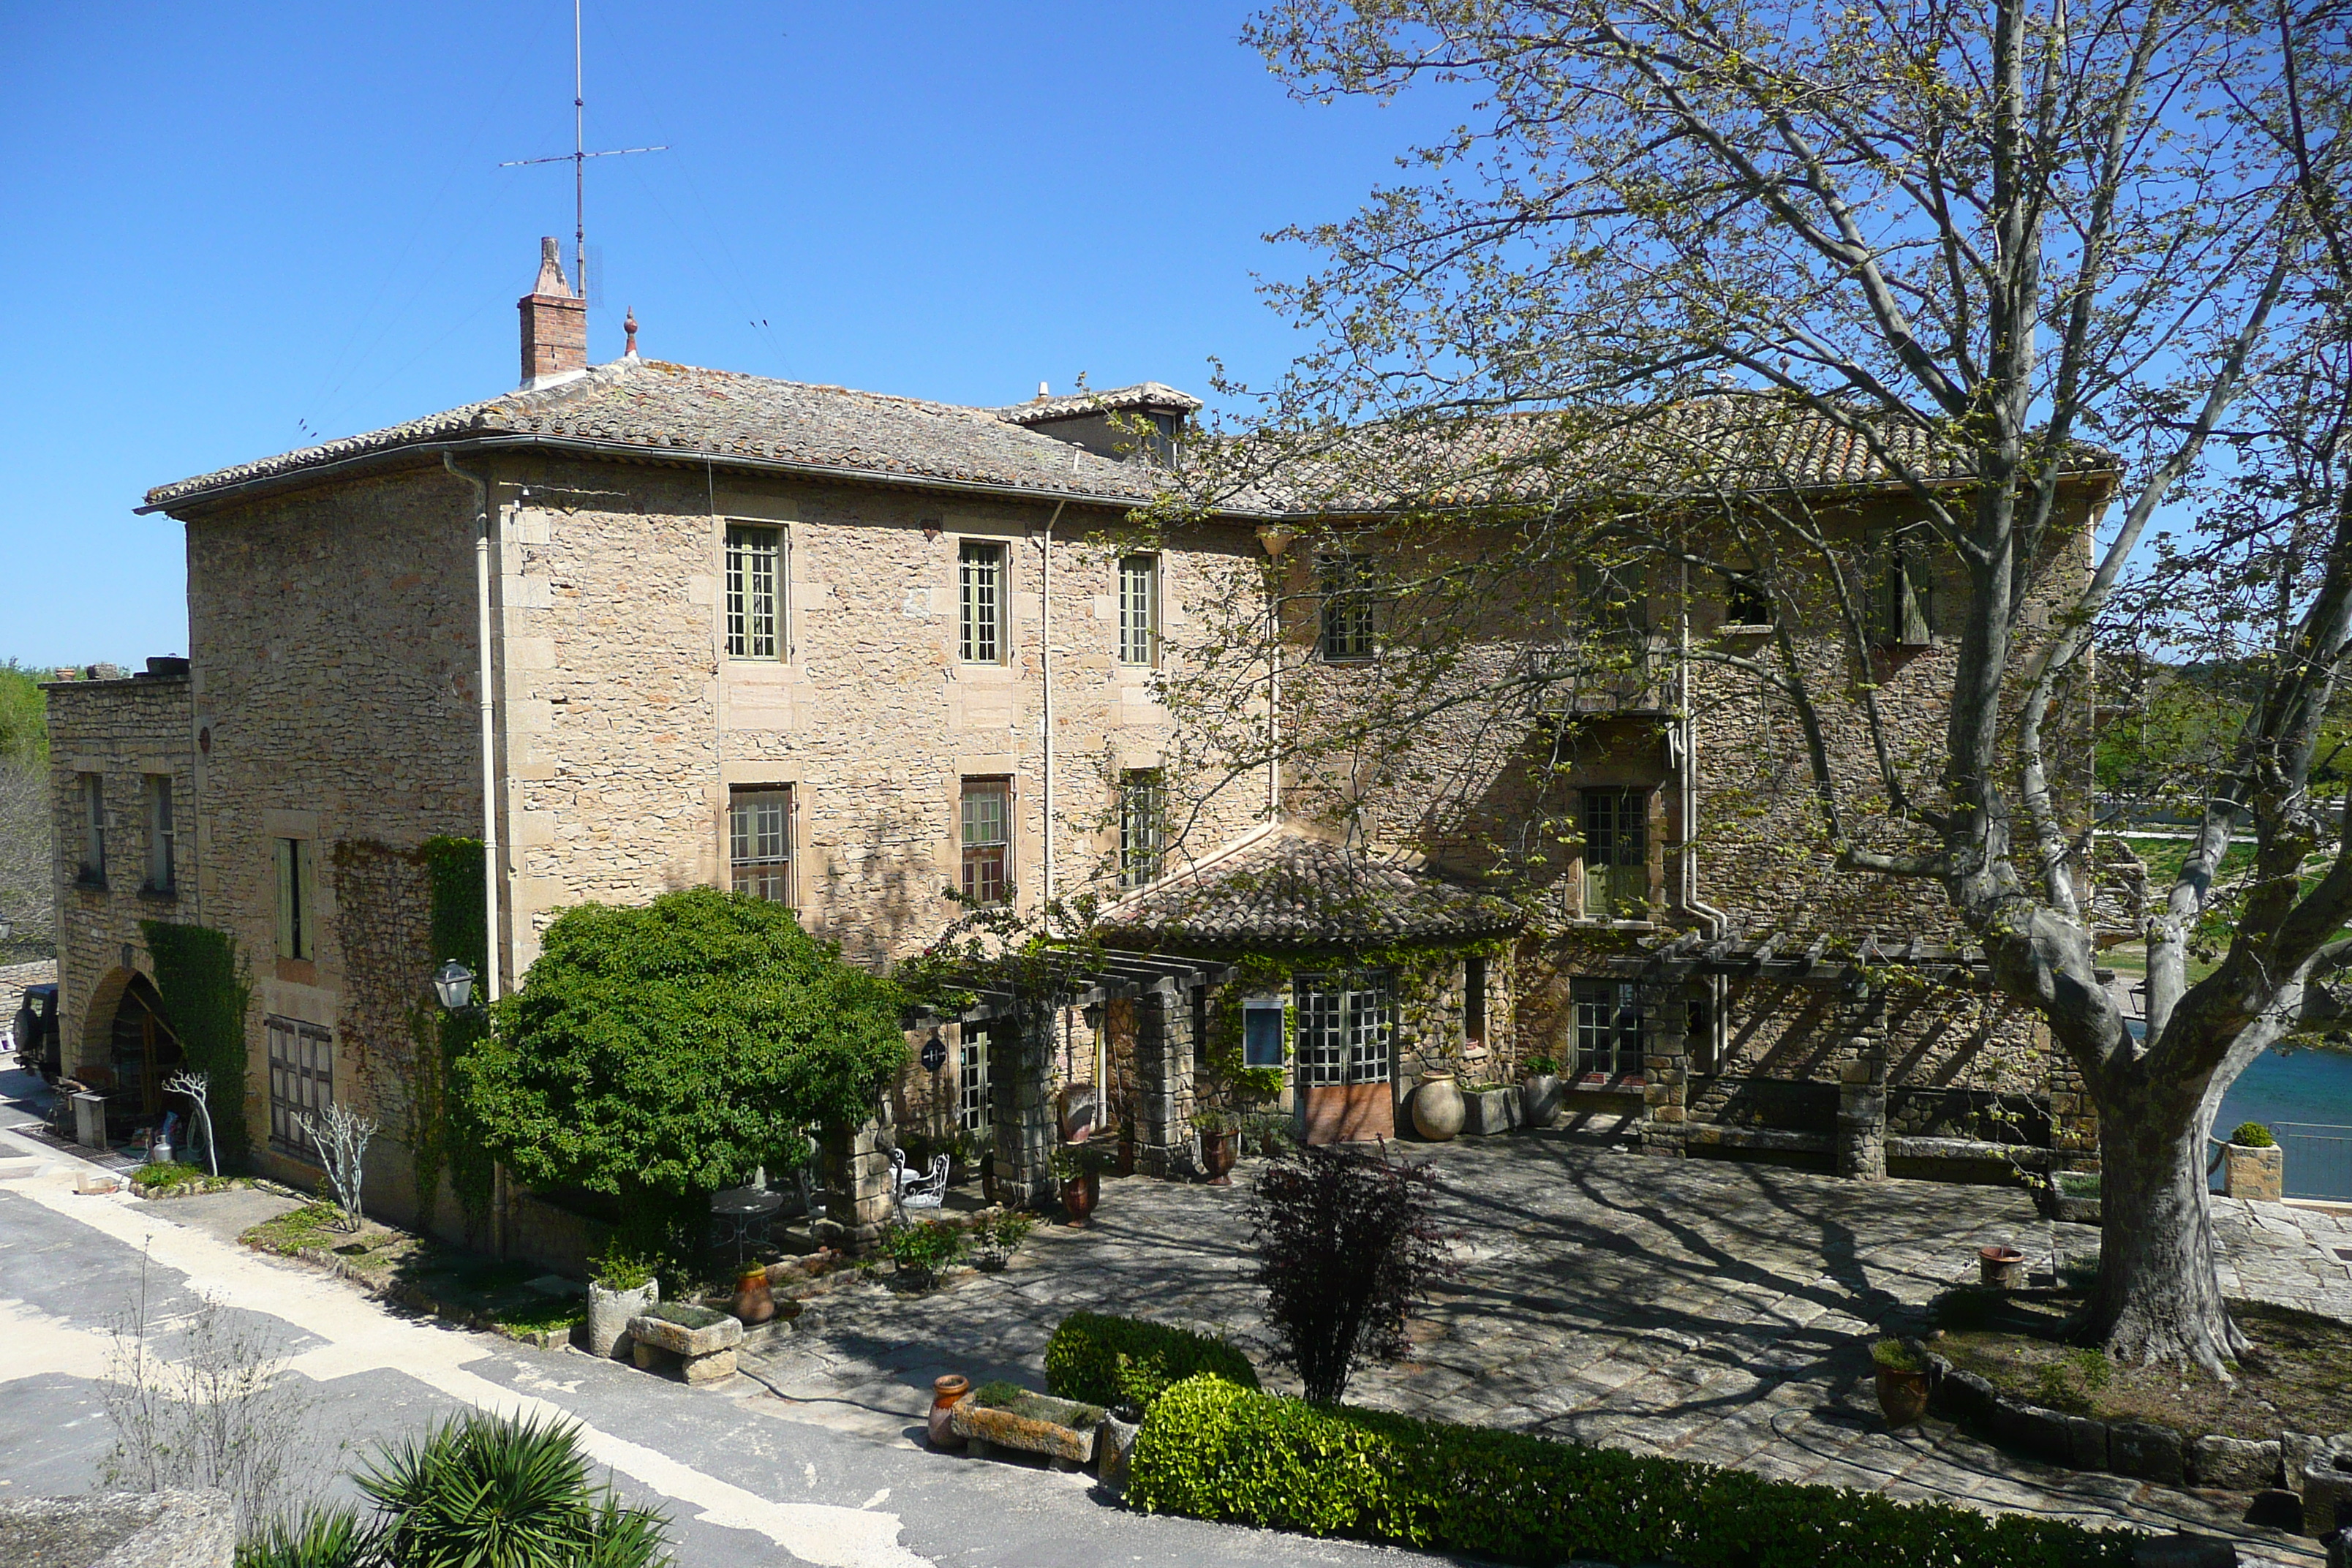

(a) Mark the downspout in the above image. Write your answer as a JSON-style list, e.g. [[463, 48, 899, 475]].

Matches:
[[1256, 526, 1297, 820], [444, 454, 504, 1004], [1037, 445, 1078, 909], [1678, 553, 1730, 1068]]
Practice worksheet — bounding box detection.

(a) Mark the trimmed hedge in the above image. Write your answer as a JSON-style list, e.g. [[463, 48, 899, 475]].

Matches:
[[1128, 1376, 2137, 1568], [1044, 1312, 1259, 1413]]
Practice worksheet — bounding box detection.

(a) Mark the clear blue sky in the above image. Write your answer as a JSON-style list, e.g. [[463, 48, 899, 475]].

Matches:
[[0, 3, 1458, 671]]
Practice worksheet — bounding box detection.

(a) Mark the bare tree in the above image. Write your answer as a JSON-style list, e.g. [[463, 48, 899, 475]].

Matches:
[[299, 1102, 378, 1232], [165, 1068, 218, 1178], [1137, 0, 2351, 1371]]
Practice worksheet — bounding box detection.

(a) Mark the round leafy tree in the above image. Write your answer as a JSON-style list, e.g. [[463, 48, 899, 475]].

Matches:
[[461, 889, 907, 1269]]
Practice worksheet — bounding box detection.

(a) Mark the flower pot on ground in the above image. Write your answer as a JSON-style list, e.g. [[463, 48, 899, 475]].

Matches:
[[1060, 1172, 1099, 1224], [1097, 1410, 1142, 1490], [731, 1264, 774, 1324], [1460, 1085, 1518, 1136], [1199, 1130, 1240, 1185], [1871, 1339, 1931, 1425], [1978, 1245, 2027, 1290], [1411, 1071, 1464, 1141], [929, 1375, 970, 1450], [585, 1251, 660, 1360], [1520, 1058, 1564, 1129]]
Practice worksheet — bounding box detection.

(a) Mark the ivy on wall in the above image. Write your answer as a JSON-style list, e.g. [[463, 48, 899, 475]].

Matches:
[[422, 836, 494, 1240], [140, 921, 252, 1166], [332, 839, 439, 1227]]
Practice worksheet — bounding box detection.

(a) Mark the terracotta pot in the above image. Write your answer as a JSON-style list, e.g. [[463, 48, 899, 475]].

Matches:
[[731, 1265, 775, 1324], [1875, 1365, 1930, 1425], [929, 1376, 970, 1449], [1411, 1071, 1464, 1142], [1200, 1130, 1239, 1185], [1978, 1245, 2027, 1290], [1061, 1172, 1099, 1224]]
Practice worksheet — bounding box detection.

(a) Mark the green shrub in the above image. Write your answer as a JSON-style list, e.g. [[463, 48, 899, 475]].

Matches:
[[132, 1161, 206, 1191], [1044, 1311, 1260, 1414], [985, 1211, 1036, 1252], [2231, 1121, 2275, 1148], [358, 1411, 669, 1567], [880, 1219, 963, 1286], [234, 1504, 371, 1568], [1869, 1338, 1923, 1373], [241, 1204, 345, 1256], [1523, 1055, 1558, 1077], [1128, 1376, 2138, 1567], [589, 1245, 657, 1292]]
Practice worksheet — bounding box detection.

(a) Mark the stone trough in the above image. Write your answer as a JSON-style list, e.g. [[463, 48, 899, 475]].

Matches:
[[627, 1303, 742, 1385], [949, 1390, 1101, 1471]]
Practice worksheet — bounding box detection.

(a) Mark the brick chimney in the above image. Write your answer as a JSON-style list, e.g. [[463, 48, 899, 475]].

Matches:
[[518, 237, 587, 388]]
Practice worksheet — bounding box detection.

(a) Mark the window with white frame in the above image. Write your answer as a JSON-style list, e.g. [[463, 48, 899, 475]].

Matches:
[[960, 777, 1011, 905], [143, 775, 174, 893], [1117, 554, 1158, 666], [1294, 971, 1393, 1087], [725, 524, 784, 659], [274, 837, 317, 961], [1573, 978, 1643, 1078], [77, 773, 105, 884], [1117, 769, 1164, 889], [959, 540, 1006, 663], [267, 1014, 333, 1158], [959, 1030, 990, 1133], [729, 787, 793, 902]]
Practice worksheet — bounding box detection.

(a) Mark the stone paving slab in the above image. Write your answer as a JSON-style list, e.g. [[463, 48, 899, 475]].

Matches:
[[743, 1134, 2338, 1564]]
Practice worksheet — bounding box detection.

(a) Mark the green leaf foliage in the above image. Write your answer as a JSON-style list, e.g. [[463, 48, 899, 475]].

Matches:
[[2230, 1121, 2275, 1148], [358, 1411, 668, 1568], [0, 660, 45, 767], [141, 921, 252, 1166], [1044, 1311, 1260, 1414], [1127, 1376, 2137, 1567], [234, 1504, 372, 1568], [461, 889, 907, 1205]]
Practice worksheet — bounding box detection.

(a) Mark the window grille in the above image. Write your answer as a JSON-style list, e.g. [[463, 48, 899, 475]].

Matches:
[[78, 773, 105, 883], [1318, 554, 1376, 660], [729, 788, 793, 902], [1294, 972, 1393, 1087], [1573, 979, 1644, 1077], [725, 524, 783, 658], [143, 775, 174, 893], [1580, 788, 1649, 918], [960, 541, 1005, 663], [267, 1015, 334, 1157], [1117, 769, 1164, 889], [961, 778, 1011, 905], [1118, 554, 1158, 666], [274, 837, 316, 961]]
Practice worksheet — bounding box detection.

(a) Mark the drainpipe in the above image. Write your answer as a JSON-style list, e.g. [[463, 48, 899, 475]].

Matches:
[[1678, 553, 1731, 1067], [1037, 446, 1077, 909], [443, 455, 502, 1006], [1256, 526, 1297, 820]]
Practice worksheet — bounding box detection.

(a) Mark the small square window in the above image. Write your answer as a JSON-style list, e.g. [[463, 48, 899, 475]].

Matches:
[[1572, 979, 1643, 1078], [960, 777, 1011, 905], [1319, 554, 1376, 661]]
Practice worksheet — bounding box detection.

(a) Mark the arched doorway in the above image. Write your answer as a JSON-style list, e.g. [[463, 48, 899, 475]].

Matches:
[[105, 973, 185, 1130]]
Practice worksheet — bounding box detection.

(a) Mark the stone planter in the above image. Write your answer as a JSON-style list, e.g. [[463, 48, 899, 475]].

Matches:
[[1521, 1074, 1563, 1129], [627, 1303, 743, 1385], [949, 1390, 1101, 1471], [2306, 1450, 2352, 1539], [586, 1278, 657, 1360], [1460, 1087, 1519, 1137], [1411, 1071, 1464, 1142], [2225, 1142, 2285, 1202], [1097, 1411, 1142, 1491]]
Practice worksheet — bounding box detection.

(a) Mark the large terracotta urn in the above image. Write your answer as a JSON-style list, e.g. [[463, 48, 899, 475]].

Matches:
[[1411, 1071, 1465, 1142]]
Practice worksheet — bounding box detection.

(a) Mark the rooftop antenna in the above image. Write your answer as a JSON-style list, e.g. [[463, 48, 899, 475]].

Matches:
[[500, 0, 668, 309]]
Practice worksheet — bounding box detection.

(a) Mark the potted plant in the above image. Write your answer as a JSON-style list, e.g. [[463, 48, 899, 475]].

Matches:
[[1196, 1107, 1241, 1184], [1871, 1338, 1931, 1425], [1411, 1065, 1465, 1141], [1459, 1080, 1518, 1136], [2223, 1121, 2285, 1201], [1243, 1107, 1295, 1159], [1521, 1054, 1563, 1128], [971, 1210, 1034, 1271], [730, 1262, 776, 1324], [881, 1218, 965, 1290], [585, 1245, 659, 1360], [1052, 1144, 1105, 1224]]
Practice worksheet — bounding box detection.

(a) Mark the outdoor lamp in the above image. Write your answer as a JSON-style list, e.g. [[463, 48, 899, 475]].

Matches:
[[431, 960, 476, 1012], [1255, 524, 1297, 558]]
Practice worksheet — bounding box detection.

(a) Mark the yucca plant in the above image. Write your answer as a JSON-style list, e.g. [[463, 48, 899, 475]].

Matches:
[[356, 1412, 669, 1568], [235, 1504, 372, 1568]]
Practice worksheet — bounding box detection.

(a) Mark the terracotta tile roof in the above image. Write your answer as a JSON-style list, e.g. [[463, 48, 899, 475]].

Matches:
[[143, 359, 1196, 511], [1101, 829, 1522, 949], [998, 382, 1204, 425]]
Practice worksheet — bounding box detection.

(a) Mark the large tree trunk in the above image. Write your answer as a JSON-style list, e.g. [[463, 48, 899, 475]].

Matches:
[[2074, 1075, 2250, 1373]]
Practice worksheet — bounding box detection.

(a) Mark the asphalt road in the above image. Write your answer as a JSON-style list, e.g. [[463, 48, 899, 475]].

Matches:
[[0, 1068, 1426, 1568]]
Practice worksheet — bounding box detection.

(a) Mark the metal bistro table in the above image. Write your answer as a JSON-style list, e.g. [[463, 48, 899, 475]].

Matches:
[[710, 1186, 785, 1264]]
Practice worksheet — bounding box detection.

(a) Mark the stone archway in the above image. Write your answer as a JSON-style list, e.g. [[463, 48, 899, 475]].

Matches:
[[76, 968, 184, 1134]]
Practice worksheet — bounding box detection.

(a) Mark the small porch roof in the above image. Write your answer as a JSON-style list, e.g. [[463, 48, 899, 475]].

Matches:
[[905, 949, 1236, 1028]]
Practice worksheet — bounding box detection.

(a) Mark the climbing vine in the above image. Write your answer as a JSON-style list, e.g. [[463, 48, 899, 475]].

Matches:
[[422, 836, 495, 1241], [140, 921, 252, 1167]]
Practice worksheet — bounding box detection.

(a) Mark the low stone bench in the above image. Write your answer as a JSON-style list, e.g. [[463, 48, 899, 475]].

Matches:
[[627, 1304, 742, 1385]]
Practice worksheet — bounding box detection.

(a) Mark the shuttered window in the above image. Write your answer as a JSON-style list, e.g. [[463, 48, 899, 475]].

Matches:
[[267, 1015, 333, 1158], [274, 837, 317, 961]]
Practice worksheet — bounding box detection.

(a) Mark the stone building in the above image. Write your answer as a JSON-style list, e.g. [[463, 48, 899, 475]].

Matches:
[[48, 238, 2107, 1256]]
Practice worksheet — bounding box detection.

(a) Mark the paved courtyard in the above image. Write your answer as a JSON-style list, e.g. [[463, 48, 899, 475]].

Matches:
[[747, 1133, 2352, 1564]]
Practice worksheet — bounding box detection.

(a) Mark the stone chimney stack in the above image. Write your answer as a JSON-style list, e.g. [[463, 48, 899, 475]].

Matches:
[[518, 237, 587, 388]]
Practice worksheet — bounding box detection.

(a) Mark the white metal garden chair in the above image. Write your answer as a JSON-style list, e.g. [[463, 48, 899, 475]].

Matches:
[[889, 1147, 951, 1220]]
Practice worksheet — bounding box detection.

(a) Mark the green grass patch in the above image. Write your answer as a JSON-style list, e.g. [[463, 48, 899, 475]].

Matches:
[[131, 1161, 207, 1191], [241, 1202, 347, 1256], [494, 1297, 587, 1336]]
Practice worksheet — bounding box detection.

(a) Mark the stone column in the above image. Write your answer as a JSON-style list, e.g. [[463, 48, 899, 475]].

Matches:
[[1134, 982, 1199, 1179], [989, 1013, 1058, 1209], [1836, 1033, 1888, 1180], [817, 1107, 894, 1253], [1638, 983, 1688, 1158]]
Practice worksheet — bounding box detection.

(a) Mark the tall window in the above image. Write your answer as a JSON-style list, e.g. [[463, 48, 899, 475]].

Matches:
[[729, 787, 793, 902], [143, 775, 175, 893], [725, 524, 783, 658], [1573, 979, 1644, 1078], [1118, 554, 1158, 666], [77, 773, 105, 884], [960, 777, 1011, 905], [959, 1030, 991, 1134], [267, 1015, 333, 1158], [1117, 769, 1164, 889], [1318, 554, 1376, 661], [1463, 954, 1487, 1044], [959, 541, 1006, 663], [1580, 787, 1648, 919], [1295, 971, 1393, 1087], [1877, 529, 1934, 645], [275, 837, 317, 961]]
